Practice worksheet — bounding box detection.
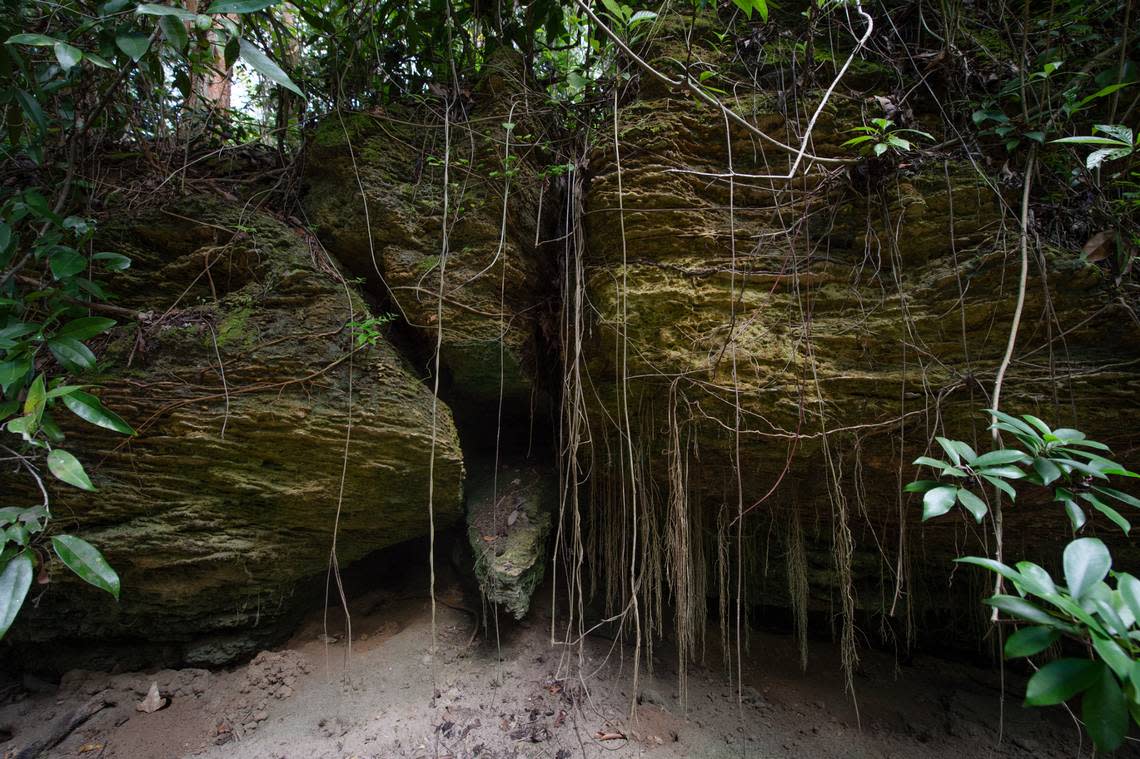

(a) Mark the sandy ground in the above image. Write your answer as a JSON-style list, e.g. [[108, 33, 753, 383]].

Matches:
[[0, 561, 1127, 759]]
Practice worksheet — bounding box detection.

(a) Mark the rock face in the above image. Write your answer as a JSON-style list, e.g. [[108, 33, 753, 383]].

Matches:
[[11, 200, 464, 669], [301, 53, 558, 434], [465, 462, 555, 618], [576, 89, 1140, 644]]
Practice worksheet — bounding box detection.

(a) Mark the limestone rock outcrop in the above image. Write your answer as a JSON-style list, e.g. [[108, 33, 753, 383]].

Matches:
[[11, 200, 464, 668]]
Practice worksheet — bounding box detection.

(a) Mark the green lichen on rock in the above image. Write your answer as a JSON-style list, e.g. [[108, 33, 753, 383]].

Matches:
[[10, 198, 465, 668], [465, 462, 555, 619]]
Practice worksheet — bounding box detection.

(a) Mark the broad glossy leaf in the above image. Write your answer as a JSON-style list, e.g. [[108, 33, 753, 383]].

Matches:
[[1064, 537, 1112, 599], [1094, 486, 1140, 510], [1083, 667, 1128, 752], [160, 15, 188, 52], [46, 450, 95, 491], [206, 0, 279, 12], [922, 486, 957, 521], [49, 247, 86, 279], [53, 41, 82, 71], [62, 391, 134, 435], [1020, 414, 1052, 435], [0, 359, 30, 395], [1094, 600, 1131, 640], [1032, 456, 1062, 486], [976, 464, 1026, 480], [986, 595, 1061, 626], [56, 317, 115, 341], [987, 409, 1038, 438], [1025, 659, 1102, 705], [1014, 562, 1057, 597], [115, 31, 151, 62], [48, 337, 96, 371], [135, 3, 198, 19], [1118, 574, 1140, 623], [1004, 626, 1059, 658], [0, 552, 33, 639], [980, 474, 1017, 500], [23, 373, 45, 417], [92, 252, 131, 270], [1081, 492, 1130, 534], [956, 556, 1022, 586], [974, 449, 1028, 466], [51, 535, 119, 599], [903, 480, 939, 493], [1092, 632, 1133, 679], [5, 33, 57, 46], [913, 456, 957, 474], [956, 488, 988, 522], [238, 38, 302, 97]]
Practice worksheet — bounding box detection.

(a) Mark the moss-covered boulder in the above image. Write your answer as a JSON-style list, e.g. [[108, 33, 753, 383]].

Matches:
[[577, 88, 1140, 645], [9, 200, 465, 669], [465, 462, 554, 619], [301, 53, 557, 431]]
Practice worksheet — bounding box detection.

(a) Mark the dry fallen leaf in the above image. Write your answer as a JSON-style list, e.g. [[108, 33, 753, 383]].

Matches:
[[78, 743, 104, 754], [1082, 229, 1116, 263]]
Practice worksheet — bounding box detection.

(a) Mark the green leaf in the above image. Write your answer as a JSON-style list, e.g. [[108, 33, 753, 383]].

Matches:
[[205, 0, 279, 12], [1064, 537, 1111, 599], [1093, 486, 1140, 510], [0, 552, 33, 640], [903, 480, 940, 493], [986, 595, 1061, 627], [223, 34, 239, 70], [115, 31, 151, 62], [53, 41, 83, 71], [5, 33, 58, 46], [1025, 659, 1102, 706], [62, 390, 134, 435], [1032, 456, 1062, 486], [1083, 667, 1128, 752], [956, 488, 988, 522], [980, 474, 1017, 500], [238, 38, 302, 97], [987, 409, 1038, 439], [0, 360, 31, 397], [135, 3, 199, 19], [49, 247, 87, 279], [23, 373, 46, 418], [56, 317, 115, 341], [51, 535, 119, 600], [1080, 492, 1130, 534], [976, 464, 1026, 479], [92, 251, 131, 270], [1014, 562, 1057, 597], [160, 15, 188, 52], [1092, 632, 1132, 680], [1004, 626, 1059, 658], [956, 556, 1022, 586], [46, 449, 95, 491], [1118, 574, 1140, 624], [85, 52, 115, 69], [48, 336, 96, 371], [974, 449, 1028, 466], [16, 89, 48, 135], [922, 486, 957, 521], [913, 455, 955, 472]]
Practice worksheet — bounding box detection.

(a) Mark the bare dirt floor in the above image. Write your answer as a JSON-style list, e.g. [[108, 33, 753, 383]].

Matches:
[[0, 560, 1131, 759]]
